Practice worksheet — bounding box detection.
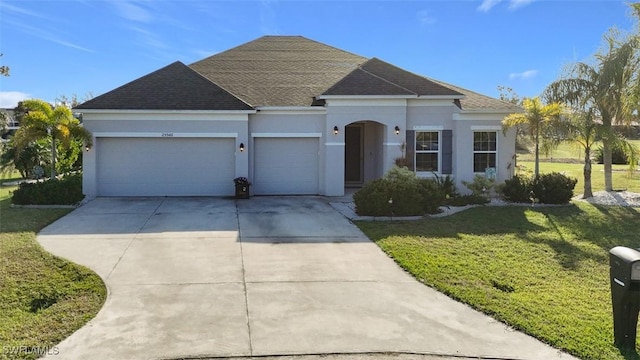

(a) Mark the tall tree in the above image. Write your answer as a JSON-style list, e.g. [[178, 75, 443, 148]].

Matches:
[[502, 97, 563, 178], [545, 5, 640, 191], [12, 99, 92, 179]]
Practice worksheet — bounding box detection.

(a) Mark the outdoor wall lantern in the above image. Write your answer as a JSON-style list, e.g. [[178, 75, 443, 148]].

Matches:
[[333, 126, 339, 135], [239, 143, 245, 152], [395, 126, 400, 135]]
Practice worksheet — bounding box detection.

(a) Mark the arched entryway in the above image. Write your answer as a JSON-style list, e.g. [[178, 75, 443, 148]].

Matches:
[[344, 121, 385, 187]]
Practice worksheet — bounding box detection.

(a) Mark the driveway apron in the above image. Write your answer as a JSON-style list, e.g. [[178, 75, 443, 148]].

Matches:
[[37, 196, 577, 360]]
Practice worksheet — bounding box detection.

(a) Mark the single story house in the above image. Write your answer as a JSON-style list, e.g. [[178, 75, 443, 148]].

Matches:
[[75, 35, 519, 198]]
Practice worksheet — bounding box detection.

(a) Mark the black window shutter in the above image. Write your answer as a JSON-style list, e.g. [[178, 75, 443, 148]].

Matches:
[[405, 130, 415, 171], [442, 130, 453, 174]]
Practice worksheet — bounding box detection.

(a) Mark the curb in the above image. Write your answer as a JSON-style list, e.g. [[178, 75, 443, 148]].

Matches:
[[10, 204, 79, 209]]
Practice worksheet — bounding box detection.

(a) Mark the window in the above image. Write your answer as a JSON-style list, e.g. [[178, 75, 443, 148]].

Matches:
[[473, 131, 496, 173], [415, 131, 439, 172]]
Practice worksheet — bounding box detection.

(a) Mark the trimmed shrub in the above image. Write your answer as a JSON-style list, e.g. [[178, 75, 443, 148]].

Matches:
[[532, 172, 577, 204], [462, 175, 495, 197], [594, 145, 629, 164], [419, 178, 446, 214], [501, 175, 534, 203], [12, 174, 84, 205]]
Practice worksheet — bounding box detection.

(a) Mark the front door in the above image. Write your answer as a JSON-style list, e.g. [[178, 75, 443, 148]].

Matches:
[[345, 124, 363, 186]]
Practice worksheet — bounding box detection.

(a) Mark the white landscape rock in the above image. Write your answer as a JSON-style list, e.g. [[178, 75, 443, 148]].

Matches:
[[573, 191, 640, 207]]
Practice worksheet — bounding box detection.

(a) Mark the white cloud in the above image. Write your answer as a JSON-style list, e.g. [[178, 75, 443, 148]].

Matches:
[[509, 0, 535, 10], [478, 0, 502, 12], [6, 20, 94, 53], [0, 91, 30, 108], [509, 69, 539, 80], [478, 0, 534, 12], [112, 1, 153, 23], [417, 9, 437, 25]]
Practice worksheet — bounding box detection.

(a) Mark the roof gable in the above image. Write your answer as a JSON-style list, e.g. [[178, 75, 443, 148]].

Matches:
[[323, 68, 416, 96], [360, 58, 463, 97], [75, 61, 253, 111]]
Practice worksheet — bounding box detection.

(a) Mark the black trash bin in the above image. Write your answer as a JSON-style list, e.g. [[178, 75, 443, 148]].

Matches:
[[233, 177, 251, 199]]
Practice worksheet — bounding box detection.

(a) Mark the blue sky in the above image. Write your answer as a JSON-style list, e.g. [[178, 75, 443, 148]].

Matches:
[[0, 0, 637, 108]]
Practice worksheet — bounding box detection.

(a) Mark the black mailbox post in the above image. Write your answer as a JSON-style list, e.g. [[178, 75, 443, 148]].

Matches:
[[610, 246, 640, 349]]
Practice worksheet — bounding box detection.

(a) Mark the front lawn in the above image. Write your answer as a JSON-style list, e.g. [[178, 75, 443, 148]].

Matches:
[[0, 184, 106, 360], [518, 161, 640, 194], [357, 203, 640, 360]]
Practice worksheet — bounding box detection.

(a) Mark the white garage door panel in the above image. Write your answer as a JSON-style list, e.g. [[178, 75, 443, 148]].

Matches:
[[254, 138, 319, 195], [97, 138, 235, 196]]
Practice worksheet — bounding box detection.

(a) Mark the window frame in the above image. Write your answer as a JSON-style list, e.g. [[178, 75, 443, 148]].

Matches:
[[414, 130, 441, 175], [472, 131, 498, 176]]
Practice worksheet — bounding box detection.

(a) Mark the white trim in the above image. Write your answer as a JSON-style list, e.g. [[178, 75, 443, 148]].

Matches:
[[324, 98, 407, 107], [414, 130, 442, 173], [76, 109, 256, 114], [255, 106, 327, 115], [408, 99, 456, 107], [93, 132, 238, 138], [413, 125, 444, 131], [614, 278, 625, 287], [82, 112, 250, 121], [319, 95, 417, 100], [472, 130, 499, 176], [325, 142, 346, 146], [251, 132, 322, 138], [383, 142, 403, 146], [454, 112, 511, 121], [319, 94, 464, 100], [471, 125, 502, 131]]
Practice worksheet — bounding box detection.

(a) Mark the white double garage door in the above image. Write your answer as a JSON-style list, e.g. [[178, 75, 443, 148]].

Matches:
[[96, 137, 319, 196]]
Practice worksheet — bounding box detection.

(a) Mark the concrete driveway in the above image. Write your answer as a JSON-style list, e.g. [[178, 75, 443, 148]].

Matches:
[[38, 196, 576, 360]]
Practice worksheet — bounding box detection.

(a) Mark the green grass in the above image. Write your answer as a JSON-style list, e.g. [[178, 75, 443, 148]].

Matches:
[[515, 139, 640, 195], [357, 203, 640, 360], [517, 161, 640, 194], [0, 185, 106, 360], [518, 140, 640, 163]]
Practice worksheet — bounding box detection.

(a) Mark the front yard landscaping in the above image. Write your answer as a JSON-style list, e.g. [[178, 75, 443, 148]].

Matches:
[[357, 202, 640, 360], [0, 182, 106, 360]]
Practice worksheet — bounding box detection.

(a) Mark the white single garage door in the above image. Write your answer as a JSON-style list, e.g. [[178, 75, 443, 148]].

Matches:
[[253, 137, 319, 195], [97, 137, 235, 196]]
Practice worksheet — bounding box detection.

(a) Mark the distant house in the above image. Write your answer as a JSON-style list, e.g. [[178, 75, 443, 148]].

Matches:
[[1, 109, 19, 142], [75, 36, 519, 198]]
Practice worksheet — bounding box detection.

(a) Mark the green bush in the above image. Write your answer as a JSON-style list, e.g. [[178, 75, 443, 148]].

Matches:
[[354, 166, 431, 216], [501, 175, 534, 203], [419, 178, 446, 214], [12, 174, 84, 205], [594, 144, 629, 165], [462, 175, 495, 197], [434, 174, 459, 198], [532, 172, 577, 204]]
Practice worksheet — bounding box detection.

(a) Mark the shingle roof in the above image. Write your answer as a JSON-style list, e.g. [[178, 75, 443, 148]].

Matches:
[[190, 36, 368, 107], [75, 61, 253, 111], [323, 58, 464, 98], [323, 68, 416, 96], [78, 36, 517, 112], [428, 78, 522, 112]]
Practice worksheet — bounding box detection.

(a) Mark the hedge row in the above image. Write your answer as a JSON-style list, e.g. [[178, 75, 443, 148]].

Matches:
[[12, 174, 84, 205]]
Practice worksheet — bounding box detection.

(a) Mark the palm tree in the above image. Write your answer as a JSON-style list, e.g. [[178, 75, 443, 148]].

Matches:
[[544, 31, 639, 191], [12, 99, 92, 179], [502, 97, 563, 178], [559, 110, 601, 198]]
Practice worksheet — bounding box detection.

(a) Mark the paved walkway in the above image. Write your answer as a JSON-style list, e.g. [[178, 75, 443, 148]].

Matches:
[[38, 196, 577, 360]]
